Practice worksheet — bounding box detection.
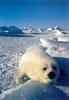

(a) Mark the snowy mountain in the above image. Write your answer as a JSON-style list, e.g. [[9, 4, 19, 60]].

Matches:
[[54, 29, 63, 35], [54, 26, 63, 31], [22, 26, 32, 33], [47, 27, 53, 32], [8, 26, 22, 33], [22, 27, 46, 34], [47, 26, 69, 35], [0, 26, 9, 33], [0, 26, 25, 37], [46, 26, 69, 41], [0, 26, 69, 36]]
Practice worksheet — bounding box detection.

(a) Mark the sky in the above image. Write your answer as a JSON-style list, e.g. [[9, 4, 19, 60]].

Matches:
[[0, 0, 69, 28]]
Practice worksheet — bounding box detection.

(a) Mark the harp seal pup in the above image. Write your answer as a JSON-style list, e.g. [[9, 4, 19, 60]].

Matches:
[[16, 46, 60, 85]]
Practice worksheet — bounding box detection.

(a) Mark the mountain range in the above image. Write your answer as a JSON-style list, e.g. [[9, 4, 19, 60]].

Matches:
[[0, 26, 69, 36]]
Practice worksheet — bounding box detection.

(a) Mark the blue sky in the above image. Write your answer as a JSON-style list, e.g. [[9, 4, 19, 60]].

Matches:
[[0, 0, 69, 28]]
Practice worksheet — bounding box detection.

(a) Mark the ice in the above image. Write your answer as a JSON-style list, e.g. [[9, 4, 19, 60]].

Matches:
[[40, 38, 69, 57], [0, 26, 69, 100], [0, 81, 69, 100], [0, 80, 69, 100], [57, 35, 69, 42]]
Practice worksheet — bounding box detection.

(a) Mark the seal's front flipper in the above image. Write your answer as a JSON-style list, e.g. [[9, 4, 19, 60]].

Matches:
[[21, 74, 30, 83], [16, 69, 30, 85], [16, 73, 30, 85]]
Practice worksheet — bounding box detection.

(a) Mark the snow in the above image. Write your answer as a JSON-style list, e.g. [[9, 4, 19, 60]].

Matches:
[[47, 28, 53, 31], [57, 35, 69, 42], [54, 26, 63, 31], [0, 80, 69, 100], [0, 26, 69, 100], [40, 38, 69, 57], [54, 29, 63, 35]]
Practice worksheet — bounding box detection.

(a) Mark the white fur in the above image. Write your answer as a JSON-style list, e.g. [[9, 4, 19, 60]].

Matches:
[[16, 46, 60, 85]]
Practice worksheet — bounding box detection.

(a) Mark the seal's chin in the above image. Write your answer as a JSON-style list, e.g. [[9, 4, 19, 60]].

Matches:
[[41, 79, 53, 84], [39, 77, 52, 84]]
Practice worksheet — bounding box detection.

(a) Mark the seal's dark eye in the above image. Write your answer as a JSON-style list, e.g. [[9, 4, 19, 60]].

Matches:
[[43, 67, 47, 71], [52, 65, 57, 70]]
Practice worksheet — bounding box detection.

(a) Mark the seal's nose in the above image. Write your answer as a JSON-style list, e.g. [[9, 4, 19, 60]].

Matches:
[[48, 71, 56, 79]]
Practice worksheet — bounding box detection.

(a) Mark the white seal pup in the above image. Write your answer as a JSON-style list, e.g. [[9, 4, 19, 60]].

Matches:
[[16, 46, 60, 85]]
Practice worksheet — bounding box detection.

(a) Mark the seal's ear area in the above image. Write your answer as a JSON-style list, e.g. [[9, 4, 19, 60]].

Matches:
[[60, 68, 65, 76]]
